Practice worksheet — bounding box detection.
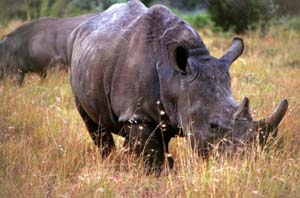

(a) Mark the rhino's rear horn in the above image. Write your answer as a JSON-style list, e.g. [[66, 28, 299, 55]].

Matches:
[[220, 37, 244, 69]]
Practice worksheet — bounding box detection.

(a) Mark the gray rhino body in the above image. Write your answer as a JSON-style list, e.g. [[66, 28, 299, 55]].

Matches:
[[0, 13, 96, 85]]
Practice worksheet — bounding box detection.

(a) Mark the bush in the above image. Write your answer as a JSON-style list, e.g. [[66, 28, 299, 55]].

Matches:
[[274, 0, 300, 16], [0, 0, 129, 24], [170, 0, 199, 11], [0, 0, 27, 23], [141, 0, 153, 7], [208, 0, 278, 33], [65, 0, 102, 16], [275, 17, 300, 31], [182, 11, 214, 29]]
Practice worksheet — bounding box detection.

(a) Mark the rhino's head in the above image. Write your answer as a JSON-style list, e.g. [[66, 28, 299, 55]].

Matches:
[[228, 97, 289, 151], [153, 8, 244, 155], [176, 39, 243, 155]]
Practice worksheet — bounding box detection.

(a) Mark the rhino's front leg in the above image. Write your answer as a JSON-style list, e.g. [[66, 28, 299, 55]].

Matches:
[[123, 121, 165, 175]]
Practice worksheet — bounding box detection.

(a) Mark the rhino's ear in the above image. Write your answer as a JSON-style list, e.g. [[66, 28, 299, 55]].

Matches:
[[220, 37, 244, 69], [172, 46, 189, 73]]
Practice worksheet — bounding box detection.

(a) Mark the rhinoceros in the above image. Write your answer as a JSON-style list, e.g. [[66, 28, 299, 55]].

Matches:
[[68, 0, 288, 173], [0, 13, 95, 85]]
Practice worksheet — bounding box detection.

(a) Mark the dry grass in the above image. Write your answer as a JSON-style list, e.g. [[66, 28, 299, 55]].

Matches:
[[0, 22, 300, 198]]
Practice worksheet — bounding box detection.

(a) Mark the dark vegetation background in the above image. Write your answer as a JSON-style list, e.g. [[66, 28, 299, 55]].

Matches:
[[0, 0, 299, 33]]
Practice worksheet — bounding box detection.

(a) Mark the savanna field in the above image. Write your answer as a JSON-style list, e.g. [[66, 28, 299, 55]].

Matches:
[[0, 20, 300, 197]]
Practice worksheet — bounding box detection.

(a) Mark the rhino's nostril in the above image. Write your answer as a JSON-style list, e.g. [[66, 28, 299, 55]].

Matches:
[[210, 123, 219, 129]]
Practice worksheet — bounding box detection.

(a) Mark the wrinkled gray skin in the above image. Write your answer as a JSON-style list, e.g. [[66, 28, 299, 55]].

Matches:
[[0, 13, 96, 85], [68, 0, 271, 174]]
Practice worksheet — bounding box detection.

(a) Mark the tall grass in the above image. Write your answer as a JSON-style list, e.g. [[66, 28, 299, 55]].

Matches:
[[0, 21, 300, 197]]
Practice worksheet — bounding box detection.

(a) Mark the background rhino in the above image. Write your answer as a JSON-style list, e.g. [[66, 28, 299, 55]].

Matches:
[[68, 0, 247, 173], [0, 13, 95, 85]]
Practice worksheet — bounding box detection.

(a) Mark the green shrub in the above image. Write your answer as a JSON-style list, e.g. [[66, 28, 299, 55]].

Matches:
[[141, 0, 153, 7], [170, 0, 200, 11], [0, 0, 27, 23], [65, 0, 101, 17], [276, 17, 300, 31], [274, 0, 300, 16], [182, 11, 214, 29], [208, 0, 278, 33], [49, 0, 67, 17]]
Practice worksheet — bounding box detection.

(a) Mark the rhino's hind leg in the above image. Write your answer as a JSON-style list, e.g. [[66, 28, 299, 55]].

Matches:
[[75, 97, 115, 157]]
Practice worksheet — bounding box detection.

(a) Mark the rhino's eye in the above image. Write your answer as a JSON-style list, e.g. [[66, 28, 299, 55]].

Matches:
[[175, 46, 189, 73]]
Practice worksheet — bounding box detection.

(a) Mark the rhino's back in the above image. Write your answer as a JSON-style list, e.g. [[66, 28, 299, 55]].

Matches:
[[27, 14, 96, 65], [69, 1, 150, 130], [3, 14, 95, 70], [2, 17, 58, 70]]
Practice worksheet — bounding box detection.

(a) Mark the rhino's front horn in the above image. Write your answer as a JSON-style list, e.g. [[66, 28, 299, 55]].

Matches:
[[220, 37, 244, 69]]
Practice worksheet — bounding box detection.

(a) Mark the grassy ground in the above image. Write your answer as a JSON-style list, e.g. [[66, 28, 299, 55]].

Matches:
[[0, 22, 300, 197]]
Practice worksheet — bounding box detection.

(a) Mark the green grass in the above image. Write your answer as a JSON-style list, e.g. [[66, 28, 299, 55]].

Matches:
[[0, 21, 300, 197]]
